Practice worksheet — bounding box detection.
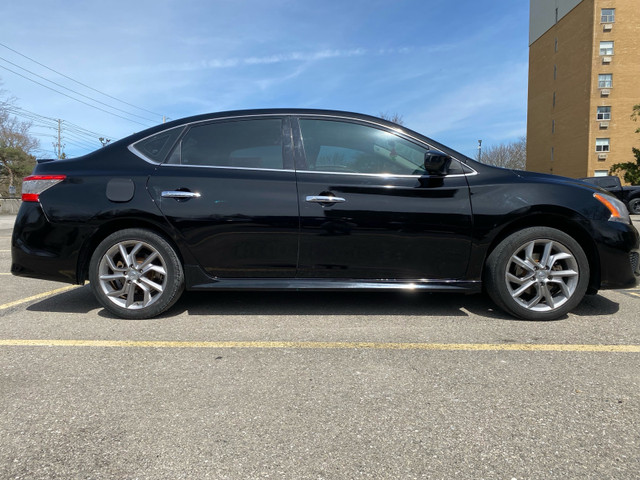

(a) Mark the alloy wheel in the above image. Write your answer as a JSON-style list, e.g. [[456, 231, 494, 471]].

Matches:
[[97, 240, 168, 310], [505, 239, 579, 312]]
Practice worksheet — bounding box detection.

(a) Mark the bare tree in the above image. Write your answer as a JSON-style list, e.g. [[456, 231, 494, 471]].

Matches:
[[378, 112, 405, 126], [1, 85, 38, 196], [479, 136, 526, 170]]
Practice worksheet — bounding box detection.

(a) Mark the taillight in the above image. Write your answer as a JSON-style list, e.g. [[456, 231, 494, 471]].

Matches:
[[21, 175, 66, 202]]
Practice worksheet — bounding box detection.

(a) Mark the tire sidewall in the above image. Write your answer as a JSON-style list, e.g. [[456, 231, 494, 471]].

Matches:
[[89, 229, 184, 319], [628, 198, 640, 215]]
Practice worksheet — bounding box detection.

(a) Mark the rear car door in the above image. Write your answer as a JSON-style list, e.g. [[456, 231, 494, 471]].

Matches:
[[293, 116, 473, 279], [146, 116, 299, 278]]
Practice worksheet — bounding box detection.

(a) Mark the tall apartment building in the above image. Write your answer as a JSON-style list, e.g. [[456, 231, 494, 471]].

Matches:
[[527, 0, 640, 178]]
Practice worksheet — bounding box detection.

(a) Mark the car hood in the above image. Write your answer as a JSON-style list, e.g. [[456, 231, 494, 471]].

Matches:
[[509, 169, 603, 192]]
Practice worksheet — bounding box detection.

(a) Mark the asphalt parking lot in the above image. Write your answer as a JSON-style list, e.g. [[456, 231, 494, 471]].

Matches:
[[1, 214, 639, 479]]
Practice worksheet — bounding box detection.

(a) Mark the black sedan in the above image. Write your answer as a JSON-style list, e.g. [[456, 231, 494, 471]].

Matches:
[[11, 109, 640, 320]]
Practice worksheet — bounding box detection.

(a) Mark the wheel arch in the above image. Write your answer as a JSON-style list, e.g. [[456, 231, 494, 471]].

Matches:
[[482, 211, 601, 294], [77, 218, 185, 284]]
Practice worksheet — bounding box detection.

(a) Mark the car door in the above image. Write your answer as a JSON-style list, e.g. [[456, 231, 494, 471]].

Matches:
[[147, 116, 299, 278], [293, 116, 473, 279]]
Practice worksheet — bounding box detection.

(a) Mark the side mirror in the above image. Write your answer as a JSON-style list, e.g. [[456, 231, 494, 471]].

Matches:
[[424, 150, 452, 176]]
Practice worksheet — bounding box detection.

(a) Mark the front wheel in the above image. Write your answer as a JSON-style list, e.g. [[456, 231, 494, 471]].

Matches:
[[484, 227, 589, 321], [89, 229, 184, 319]]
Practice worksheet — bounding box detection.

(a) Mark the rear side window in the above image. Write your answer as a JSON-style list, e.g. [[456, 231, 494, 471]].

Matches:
[[166, 118, 284, 170], [131, 127, 183, 163]]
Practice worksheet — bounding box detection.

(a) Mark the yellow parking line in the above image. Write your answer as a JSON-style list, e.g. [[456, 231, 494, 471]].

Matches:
[[0, 285, 81, 311], [0, 273, 11, 275], [0, 339, 639, 353]]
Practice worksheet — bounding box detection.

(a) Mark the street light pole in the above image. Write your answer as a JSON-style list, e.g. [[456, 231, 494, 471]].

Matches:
[[478, 140, 482, 162]]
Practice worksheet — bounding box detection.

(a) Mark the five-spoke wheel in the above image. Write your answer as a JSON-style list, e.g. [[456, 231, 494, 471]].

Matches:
[[90, 229, 184, 319]]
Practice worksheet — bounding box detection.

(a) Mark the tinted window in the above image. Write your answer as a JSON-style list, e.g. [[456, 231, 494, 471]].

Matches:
[[299, 119, 431, 175], [167, 119, 284, 169], [133, 127, 183, 163]]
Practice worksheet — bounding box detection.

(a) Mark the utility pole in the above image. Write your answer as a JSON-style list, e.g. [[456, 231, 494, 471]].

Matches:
[[477, 139, 482, 162], [53, 119, 65, 159]]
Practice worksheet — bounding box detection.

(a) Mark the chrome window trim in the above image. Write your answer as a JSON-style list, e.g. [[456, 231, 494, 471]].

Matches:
[[158, 163, 296, 174], [128, 125, 185, 165], [295, 169, 476, 178], [156, 163, 475, 178], [127, 112, 478, 176], [128, 144, 159, 165]]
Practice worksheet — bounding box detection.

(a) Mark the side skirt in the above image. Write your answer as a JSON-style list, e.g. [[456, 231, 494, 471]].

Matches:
[[184, 265, 481, 293]]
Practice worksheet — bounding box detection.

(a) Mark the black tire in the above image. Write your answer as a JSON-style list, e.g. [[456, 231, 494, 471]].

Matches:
[[484, 227, 589, 321], [89, 229, 184, 319], [627, 198, 640, 215]]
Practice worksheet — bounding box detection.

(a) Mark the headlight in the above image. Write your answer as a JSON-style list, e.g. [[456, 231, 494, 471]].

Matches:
[[594, 193, 631, 224]]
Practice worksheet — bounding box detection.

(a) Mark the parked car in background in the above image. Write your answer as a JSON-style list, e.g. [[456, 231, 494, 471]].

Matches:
[[11, 109, 640, 320], [579, 175, 640, 214]]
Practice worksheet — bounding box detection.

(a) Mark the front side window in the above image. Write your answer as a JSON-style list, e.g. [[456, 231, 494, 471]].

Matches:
[[599, 41, 614, 55], [601, 8, 615, 23], [598, 74, 612, 88], [597, 106, 611, 120], [299, 119, 444, 176], [596, 138, 610, 152], [166, 118, 284, 169]]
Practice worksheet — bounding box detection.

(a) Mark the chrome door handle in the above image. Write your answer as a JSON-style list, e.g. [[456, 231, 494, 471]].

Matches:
[[161, 190, 201, 199], [305, 195, 346, 204]]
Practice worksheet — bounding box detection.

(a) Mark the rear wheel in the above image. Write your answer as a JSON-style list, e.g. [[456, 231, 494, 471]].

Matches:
[[89, 229, 184, 319], [627, 198, 640, 215], [484, 227, 589, 321]]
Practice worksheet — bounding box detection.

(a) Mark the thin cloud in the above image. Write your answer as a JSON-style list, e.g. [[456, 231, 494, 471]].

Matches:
[[127, 47, 409, 75]]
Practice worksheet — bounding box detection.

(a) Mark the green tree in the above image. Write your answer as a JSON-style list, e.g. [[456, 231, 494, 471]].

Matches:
[[1, 88, 38, 196], [609, 104, 640, 185]]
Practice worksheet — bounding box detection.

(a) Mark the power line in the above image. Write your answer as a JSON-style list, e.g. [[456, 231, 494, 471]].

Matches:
[[0, 42, 163, 118], [5, 105, 111, 156], [0, 64, 151, 127], [6, 105, 114, 140], [0, 56, 157, 124]]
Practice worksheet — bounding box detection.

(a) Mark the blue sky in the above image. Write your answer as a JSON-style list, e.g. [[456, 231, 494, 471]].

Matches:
[[0, 0, 530, 158]]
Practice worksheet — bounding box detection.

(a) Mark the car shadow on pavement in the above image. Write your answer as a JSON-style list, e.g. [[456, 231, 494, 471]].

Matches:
[[26, 284, 100, 314], [26, 286, 620, 321]]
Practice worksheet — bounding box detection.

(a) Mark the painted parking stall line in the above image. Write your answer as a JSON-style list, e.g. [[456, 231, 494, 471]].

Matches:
[[0, 285, 81, 311], [1, 339, 639, 353]]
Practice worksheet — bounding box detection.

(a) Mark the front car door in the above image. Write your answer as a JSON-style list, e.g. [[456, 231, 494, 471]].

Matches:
[[146, 116, 299, 278], [293, 116, 473, 280]]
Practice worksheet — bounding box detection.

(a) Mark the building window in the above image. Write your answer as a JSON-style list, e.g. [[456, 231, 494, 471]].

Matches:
[[600, 41, 614, 55], [594, 170, 609, 177], [555, 8, 559, 23], [554, 37, 558, 52], [553, 64, 557, 80], [597, 106, 611, 120], [552, 120, 555, 133], [601, 8, 615, 23], [596, 138, 610, 152], [598, 74, 612, 88], [553, 91, 556, 107], [551, 147, 554, 162]]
